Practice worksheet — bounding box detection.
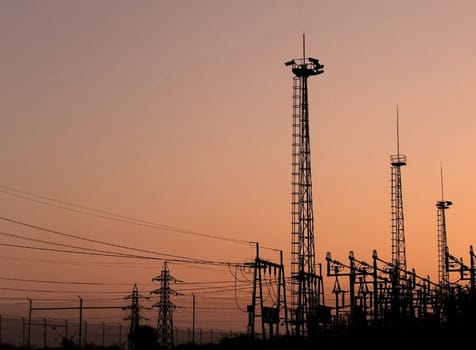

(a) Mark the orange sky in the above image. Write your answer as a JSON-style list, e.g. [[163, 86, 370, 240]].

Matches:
[[1, 0, 476, 337]]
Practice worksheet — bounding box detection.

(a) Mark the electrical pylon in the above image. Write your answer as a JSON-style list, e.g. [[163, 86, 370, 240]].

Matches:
[[151, 262, 180, 349], [123, 284, 149, 350], [285, 35, 325, 337]]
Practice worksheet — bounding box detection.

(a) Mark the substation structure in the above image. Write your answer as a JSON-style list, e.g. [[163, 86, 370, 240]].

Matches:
[[242, 41, 476, 346], [324, 161, 476, 332], [326, 249, 438, 327], [325, 246, 476, 328], [246, 243, 288, 340]]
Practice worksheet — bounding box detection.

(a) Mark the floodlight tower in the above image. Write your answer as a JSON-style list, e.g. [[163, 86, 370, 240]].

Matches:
[[390, 108, 407, 280], [285, 35, 324, 337], [436, 167, 452, 290]]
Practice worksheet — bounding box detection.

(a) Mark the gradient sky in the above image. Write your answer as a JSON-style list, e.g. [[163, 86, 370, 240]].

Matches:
[[1, 0, 476, 335]]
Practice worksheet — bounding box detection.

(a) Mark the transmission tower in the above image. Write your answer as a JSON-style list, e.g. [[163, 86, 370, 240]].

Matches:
[[123, 284, 149, 350], [151, 262, 180, 349], [285, 35, 325, 337]]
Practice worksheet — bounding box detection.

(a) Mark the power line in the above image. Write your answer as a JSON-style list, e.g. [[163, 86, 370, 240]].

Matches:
[[180, 280, 244, 285], [0, 242, 143, 259], [0, 217, 245, 266], [0, 254, 161, 268], [0, 242, 240, 267], [0, 276, 136, 286], [0, 287, 132, 294], [0, 216, 205, 262], [0, 186, 252, 246], [0, 230, 145, 259], [0, 276, 249, 291]]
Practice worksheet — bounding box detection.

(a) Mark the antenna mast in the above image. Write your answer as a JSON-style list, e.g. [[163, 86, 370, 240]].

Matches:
[[436, 165, 452, 299], [440, 163, 445, 201], [390, 106, 408, 321], [396, 106, 400, 156]]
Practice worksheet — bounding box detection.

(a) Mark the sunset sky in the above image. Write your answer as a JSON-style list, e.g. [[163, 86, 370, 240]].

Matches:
[[1, 0, 476, 338]]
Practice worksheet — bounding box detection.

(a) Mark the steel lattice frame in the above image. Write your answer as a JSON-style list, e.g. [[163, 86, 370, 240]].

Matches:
[[285, 55, 324, 337], [151, 262, 176, 349], [390, 154, 407, 279]]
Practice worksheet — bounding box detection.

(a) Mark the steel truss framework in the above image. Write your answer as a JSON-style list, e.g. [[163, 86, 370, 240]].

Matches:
[[246, 243, 288, 340], [326, 250, 438, 327], [151, 262, 180, 349]]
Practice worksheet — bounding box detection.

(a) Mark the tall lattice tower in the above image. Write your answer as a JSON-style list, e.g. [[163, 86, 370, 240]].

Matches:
[[390, 108, 407, 280], [285, 36, 324, 337], [151, 262, 179, 349], [123, 284, 149, 350], [436, 167, 452, 289]]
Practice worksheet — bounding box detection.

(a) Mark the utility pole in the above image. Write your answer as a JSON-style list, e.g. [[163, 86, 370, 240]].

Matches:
[[192, 293, 196, 344], [78, 296, 83, 350], [27, 298, 32, 349]]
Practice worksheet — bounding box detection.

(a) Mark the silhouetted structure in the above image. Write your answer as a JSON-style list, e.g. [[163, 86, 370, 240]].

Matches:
[[285, 36, 325, 337], [390, 109, 409, 323], [326, 249, 438, 328], [151, 262, 180, 349], [123, 284, 149, 350], [246, 243, 288, 340], [435, 168, 452, 321]]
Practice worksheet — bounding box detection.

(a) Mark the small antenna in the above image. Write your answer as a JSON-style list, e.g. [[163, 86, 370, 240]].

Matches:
[[396, 105, 400, 156], [440, 162, 445, 201], [302, 33, 306, 59]]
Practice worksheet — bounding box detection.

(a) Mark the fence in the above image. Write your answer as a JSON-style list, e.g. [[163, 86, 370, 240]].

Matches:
[[0, 316, 242, 348]]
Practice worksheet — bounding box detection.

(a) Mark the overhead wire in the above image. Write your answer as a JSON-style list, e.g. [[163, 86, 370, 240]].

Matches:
[[0, 287, 133, 294], [0, 230, 148, 259], [0, 275, 241, 287], [0, 187, 287, 329], [0, 276, 136, 286], [0, 241, 242, 267], [0, 218, 245, 266], [0, 186, 252, 246], [0, 242, 144, 259], [0, 216, 228, 264], [0, 254, 163, 269]]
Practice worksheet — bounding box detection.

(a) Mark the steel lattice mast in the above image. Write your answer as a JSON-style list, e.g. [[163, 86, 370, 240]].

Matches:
[[123, 283, 149, 350], [390, 108, 407, 279], [285, 36, 324, 337], [151, 262, 179, 349], [436, 167, 452, 290], [390, 108, 410, 323]]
